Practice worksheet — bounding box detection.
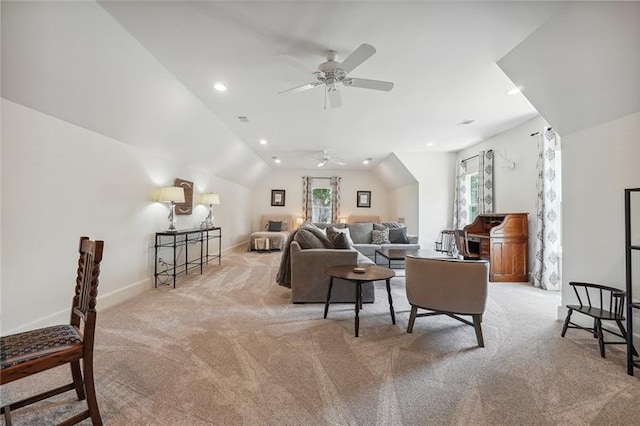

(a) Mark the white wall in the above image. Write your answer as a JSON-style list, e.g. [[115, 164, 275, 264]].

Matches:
[[394, 152, 456, 247], [456, 115, 547, 275], [561, 112, 640, 310], [1, 100, 254, 333], [388, 183, 419, 235], [250, 168, 392, 230]]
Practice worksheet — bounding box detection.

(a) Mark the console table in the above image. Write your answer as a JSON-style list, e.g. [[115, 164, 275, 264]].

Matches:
[[154, 227, 221, 288]]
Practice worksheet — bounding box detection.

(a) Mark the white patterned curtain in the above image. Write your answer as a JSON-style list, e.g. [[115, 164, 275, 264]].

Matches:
[[330, 176, 341, 223], [478, 150, 494, 214], [533, 128, 562, 291], [452, 161, 468, 229], [302, 176, 312, 221]]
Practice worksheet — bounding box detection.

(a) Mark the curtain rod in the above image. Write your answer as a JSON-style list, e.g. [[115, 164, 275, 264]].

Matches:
[[461, 149, 492, 163], [530, 127, 553, 137]]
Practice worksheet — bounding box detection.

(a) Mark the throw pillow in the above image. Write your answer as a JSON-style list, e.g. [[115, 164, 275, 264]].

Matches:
[[388, 227, 410, 244], [326, 226, 354, 246], [294, 228, 332, 249], [266, 220, 282, 231], [346, 222, 373, 244], [382, 222, 406, 229], [371, 228, 391, 244], [373, 223, 387, 231], [328, 232, 352, 249]]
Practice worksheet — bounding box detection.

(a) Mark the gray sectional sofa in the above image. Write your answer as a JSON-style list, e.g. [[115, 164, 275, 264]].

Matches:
[[287, 216, 420, 303]]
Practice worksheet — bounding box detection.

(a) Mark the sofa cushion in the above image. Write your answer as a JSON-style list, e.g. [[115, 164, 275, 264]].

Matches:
[[313, 222, 345, 229], [347, 222, 373, 244], [371, 228, 391, 244], [294, 228, 332, 249], [326, 227, 354, 246], [389, 227, 410, 244], [351, 243, 380, 257]]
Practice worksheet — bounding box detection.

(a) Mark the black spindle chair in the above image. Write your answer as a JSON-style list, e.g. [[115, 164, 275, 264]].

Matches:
[[561, 281, 638, 358]]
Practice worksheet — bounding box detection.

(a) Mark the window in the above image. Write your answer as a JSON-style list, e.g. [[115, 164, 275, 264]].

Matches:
[[312, 187, 332, 223], [468, 172, 479, 223]]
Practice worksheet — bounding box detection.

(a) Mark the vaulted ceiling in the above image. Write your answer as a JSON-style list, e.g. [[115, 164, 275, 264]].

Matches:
[[4, 1, 636, 183]]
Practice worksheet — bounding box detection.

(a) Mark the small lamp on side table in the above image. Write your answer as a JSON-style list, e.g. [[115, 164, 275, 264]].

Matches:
[[159, 186, 185, 232], [200, 193, 220, 228]]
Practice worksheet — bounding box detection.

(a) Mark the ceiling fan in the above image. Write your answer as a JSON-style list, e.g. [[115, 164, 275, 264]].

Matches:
[[279, 43, 394, 108], [313, 150, 346, 167]]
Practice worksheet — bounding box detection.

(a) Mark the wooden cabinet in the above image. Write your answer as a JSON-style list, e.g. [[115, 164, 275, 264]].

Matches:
[[464, 213, 529, 282]]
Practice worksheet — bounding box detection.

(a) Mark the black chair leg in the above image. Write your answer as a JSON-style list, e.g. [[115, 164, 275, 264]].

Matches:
[[407, 305, 417, 333], [615, 320, 639, 356], [472, 314, 484, 347], [561, 309, 573, 337], [595, 319, 606, 357]]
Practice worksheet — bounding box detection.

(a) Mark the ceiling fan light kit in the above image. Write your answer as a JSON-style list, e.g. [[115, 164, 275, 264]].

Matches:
[[279, 43, 394, 108]]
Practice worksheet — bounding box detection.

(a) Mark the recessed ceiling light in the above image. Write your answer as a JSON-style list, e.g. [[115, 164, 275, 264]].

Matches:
[[272, 156, 281, 164], [259, 139, 268, 145], [363, 158, 372, 165], [426, 142, 435, 147], [213, 82, 227, 92], [506, 87, 522, 95]]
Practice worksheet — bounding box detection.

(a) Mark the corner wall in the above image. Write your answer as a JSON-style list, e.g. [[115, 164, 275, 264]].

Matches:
[[1, 100, 254, 333], [561, 112, 640, 306]]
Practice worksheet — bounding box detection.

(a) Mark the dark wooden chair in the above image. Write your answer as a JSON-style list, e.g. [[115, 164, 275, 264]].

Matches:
[[454, 230, 480, 260], [561, 281, 638, 358], [1, 237, 105, 425]]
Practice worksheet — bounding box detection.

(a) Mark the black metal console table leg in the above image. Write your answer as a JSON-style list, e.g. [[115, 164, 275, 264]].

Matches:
[[324, 278, 334, 319]]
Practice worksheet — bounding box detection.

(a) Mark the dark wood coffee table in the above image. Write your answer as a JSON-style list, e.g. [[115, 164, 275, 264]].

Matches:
[[374, 247, 421, 268], [324, 264, 396, 337]]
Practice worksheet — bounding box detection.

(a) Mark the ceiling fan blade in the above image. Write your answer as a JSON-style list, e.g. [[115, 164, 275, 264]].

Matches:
[[328, 86, 342, 108], [339, 43, 376, 74], [333, 159, 347, 166], [344, 78, 394, 92], [278, 82, 321, 94]]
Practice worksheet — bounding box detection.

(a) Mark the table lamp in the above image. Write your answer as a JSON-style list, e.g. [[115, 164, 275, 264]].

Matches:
[[200, 193, 220, 228], [158, 186, 185, 231]]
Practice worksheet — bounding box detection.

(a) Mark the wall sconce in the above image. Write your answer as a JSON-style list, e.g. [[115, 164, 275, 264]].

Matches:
[[200, 193, 220, 228], [339, 217, 347, 224], [158, 187, 185, 232]]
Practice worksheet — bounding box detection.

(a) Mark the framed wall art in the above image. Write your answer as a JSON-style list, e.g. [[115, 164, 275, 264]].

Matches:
[[357, 190, 371, 208], [174, 178, 193, 215], [271, 189, 286, 207]]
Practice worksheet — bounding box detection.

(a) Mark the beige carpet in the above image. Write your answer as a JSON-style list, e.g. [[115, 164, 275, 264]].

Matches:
[[2, 247, 640, 425]]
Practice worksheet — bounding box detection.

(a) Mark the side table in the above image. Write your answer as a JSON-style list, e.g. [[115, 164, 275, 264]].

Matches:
[[324, 264, 396, 337]]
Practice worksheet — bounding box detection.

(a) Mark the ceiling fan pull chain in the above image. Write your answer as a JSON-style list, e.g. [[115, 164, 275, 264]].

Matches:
[[324, 87, 327, 110]]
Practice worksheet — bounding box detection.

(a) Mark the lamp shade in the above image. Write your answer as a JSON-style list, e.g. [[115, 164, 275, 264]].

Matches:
[[200, 193, 220, 205], [338, 217, 347, 224], [158, 186, 185, 203]]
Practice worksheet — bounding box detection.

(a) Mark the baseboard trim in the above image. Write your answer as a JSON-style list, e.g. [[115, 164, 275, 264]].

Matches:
[[224, 240, 249, 252], [4, 278, 152, 335]]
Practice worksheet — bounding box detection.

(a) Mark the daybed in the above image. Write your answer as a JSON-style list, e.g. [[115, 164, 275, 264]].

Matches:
[[249, 215, 294, 251], [345, 215, 420, 263]]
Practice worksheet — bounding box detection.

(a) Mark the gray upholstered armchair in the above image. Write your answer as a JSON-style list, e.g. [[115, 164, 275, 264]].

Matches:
[[405, 256, 489, 347]]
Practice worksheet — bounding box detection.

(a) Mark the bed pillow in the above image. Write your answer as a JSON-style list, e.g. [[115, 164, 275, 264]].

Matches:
[[371, 228, 391, 244], [382, 222, 406, 229], [266, 220, 283, 231], [388, 227, 410, 244]]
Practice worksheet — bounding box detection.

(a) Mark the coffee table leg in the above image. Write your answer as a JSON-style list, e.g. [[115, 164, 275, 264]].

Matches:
[[324, 277, 334, 319], [354, 282, 361, 337], [386, 278, 396, 325]]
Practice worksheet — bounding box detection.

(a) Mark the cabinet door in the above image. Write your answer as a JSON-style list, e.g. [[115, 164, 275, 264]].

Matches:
[[490, 239, 528, 282]]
